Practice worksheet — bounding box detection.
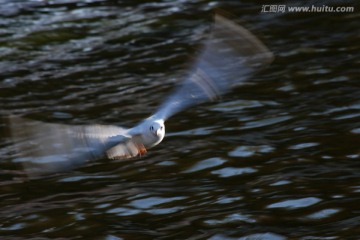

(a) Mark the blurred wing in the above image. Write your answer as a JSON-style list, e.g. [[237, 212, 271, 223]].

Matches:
[[154, 13, 274, 120], [6, 116, 139, 176]]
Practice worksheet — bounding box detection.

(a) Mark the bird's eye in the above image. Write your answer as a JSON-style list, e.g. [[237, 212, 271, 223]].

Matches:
[[150, 126, 154, 131]]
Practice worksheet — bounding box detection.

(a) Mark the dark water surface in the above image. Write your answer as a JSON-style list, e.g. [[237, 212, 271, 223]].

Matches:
[[0, 0, 359, 239]]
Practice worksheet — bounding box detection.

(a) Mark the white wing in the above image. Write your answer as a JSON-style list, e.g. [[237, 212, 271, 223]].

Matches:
[[153, 13, 273, 120], [6, 115, 138, 176]]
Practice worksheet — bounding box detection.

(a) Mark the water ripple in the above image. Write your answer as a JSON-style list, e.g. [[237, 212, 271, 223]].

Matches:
[[204, 213, 256, 225], [288, 142, 320, 150], [229, 145, 275, 158], [267, 197, 322, 210], [212, 167, 257, 178], [129, 196, 187, 209], [183, 157, 226, 173], [240, 115, 292, 130], [209, 233, 287, 240], [305, 208, 340, 220]]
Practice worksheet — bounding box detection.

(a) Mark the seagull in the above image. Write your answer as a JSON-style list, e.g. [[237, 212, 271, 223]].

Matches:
[[6, 12, 273, 176]]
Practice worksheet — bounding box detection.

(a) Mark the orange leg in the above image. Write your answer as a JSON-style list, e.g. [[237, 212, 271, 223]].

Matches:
[[137, 143, 147, 156]]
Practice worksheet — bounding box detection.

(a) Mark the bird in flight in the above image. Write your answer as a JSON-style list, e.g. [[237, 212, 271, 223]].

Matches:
[[6, 12, 273, 177]]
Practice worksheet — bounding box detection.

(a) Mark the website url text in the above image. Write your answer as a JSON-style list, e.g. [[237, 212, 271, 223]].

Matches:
[[261, 5, 355, 13]]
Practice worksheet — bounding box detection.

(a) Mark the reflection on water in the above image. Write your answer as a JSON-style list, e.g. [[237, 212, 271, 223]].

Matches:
[[0, 0, 359, 239]]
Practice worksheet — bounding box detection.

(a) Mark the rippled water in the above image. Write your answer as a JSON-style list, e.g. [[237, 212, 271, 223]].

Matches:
[[0, 0, 359, 239]]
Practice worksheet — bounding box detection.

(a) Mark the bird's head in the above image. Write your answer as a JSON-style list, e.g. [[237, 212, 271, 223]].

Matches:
[[149, 120, 165, 138], [142, 119, 165, 148]]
